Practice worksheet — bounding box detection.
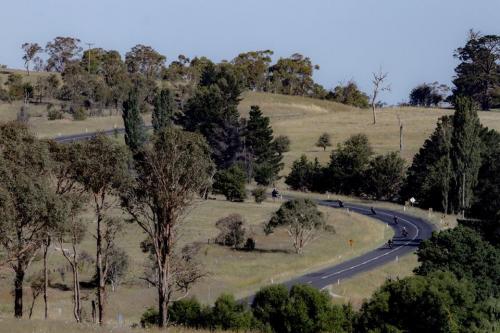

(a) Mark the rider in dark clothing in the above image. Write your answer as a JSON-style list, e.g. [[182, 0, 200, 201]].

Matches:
[[370, 207, 376, 215], [338, 200, 344, 208], [393, 215, 399, 224]]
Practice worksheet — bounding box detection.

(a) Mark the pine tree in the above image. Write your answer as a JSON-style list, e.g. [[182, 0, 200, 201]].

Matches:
[[451, 96, 482, 215], [402, 116, 454, 212], [181, 66, 242, 170], [246, 105, 274, 162], [152, 88, 174, 134], [245, 105, 283, 185], [122, 89, 147, 152]]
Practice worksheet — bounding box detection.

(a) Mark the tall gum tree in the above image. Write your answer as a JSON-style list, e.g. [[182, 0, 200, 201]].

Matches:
[[72, 134, 131, 325], [0, 123, 55, 318], [122, 127, 214, 327]]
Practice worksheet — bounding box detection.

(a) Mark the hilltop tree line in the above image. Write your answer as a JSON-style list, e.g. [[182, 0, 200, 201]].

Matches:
[[407, 30, 500, 110], [3, 31, 497, 115], [0, 37, 373, 112]]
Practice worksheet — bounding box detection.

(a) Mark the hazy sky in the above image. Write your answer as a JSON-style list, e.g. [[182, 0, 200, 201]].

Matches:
[[1, 0, 499, 104]]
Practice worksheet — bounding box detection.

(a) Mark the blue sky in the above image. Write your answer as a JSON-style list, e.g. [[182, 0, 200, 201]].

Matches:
[[1, 0, 499, 104]]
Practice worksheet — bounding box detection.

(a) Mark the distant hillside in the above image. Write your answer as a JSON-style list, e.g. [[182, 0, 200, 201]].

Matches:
[[1, 69, 500, 170]]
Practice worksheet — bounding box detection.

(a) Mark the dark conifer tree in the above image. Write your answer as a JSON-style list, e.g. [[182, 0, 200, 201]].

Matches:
[[152, 88, 174, 134], [122, 89, 146, 152], [451, 96, 482, 215], [180, 64, 242, 170], [244, 105, 283, 185]]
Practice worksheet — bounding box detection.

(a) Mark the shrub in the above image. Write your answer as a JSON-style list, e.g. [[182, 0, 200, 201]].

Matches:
[[168, 298, 207, 328], [215, 214, 246, 249], [356, 272, 486, 332], [252, 285, 290, 333], [213, 165, 247, 202], [273, 135, 291, 155], [0, 87, 9, 102], [105, 246, 129, 289], [209, 294, 255, 331], [327, 81, 370, 108], [252, 284, 353, 333], [251, 186, 267, 203], [16, 105, 30, 123], [254, 161, 281, 186], [72, 108, 87, 121], [364, 152, 406, 200], [47, 108, 64, 120], [316, 133, 332, 151], [325, 133, 373, 195], [140, 307, 159, 328], [244, 238, 256, 251]]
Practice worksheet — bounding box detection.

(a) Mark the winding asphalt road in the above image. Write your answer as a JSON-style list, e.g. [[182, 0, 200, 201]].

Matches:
[[54, 130, 436, 301], [278, 199, 434, 292]]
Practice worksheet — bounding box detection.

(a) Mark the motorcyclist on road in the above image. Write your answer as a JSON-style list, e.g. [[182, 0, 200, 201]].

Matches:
[[271, 188, 279, 200]]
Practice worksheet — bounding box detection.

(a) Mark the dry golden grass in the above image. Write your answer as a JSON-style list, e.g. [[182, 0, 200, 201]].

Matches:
[[0, 317, 234, 333], [326, 253, 418, 309], [239, 92, 500, 175], [1, 84, 500, 168], [0, 196, 389, 325]]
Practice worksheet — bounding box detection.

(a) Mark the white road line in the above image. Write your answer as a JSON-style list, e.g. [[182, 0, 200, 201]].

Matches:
[[319, 204, 420, 280]]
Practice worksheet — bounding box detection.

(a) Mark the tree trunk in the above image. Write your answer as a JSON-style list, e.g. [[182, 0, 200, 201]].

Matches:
[[399, 122, 404, 153], [14, 264, 25, 318], [158, 268, 168, 327], [95, 201, 105, 326], [157, 224, 172, 328], [372, 104, 376, 124], [28, 294, 37, 319], [70, 260, 82, 322], [43, 235, 51, 319]]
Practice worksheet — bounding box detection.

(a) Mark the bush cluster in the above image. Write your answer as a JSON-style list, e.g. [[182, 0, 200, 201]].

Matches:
[[142, 284, 353, 333], [286, 134, 405, 200]]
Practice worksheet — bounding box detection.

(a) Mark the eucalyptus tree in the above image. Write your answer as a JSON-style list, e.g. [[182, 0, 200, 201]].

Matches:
[[71, 134, 131, 325], [0, 122, 64, 318], [122, 127, 214, 327]]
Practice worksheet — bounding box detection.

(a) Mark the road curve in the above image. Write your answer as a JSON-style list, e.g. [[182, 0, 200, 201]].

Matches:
[[280, 198, 434, 290], [53, 129, 435, 301]]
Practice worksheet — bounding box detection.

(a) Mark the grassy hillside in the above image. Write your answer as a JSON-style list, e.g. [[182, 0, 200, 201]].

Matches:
[[0, 70, 497, 329], [2, 76, 500, 168], [239, 92, 500, 170], [0, 195, 389, 325]]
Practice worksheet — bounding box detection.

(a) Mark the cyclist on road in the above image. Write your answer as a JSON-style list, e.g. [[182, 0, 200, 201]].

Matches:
[[387, 239, 393, 249], [338, 200, 344, 208], [401, 227, 408, 237], [370, 207, 376, 215], [393, 215, 399, 224]]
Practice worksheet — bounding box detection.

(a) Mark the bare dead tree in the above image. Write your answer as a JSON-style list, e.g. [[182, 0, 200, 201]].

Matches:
[[398, 115, 404, 153], [370, 69, 391, 124]]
